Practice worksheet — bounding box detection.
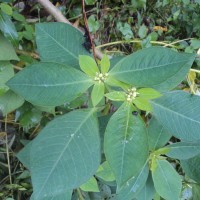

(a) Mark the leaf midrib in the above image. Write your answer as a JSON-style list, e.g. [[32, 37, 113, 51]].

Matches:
[[111, 59, 190, 75], [38, 25, 78, 60], [34, 109, 94, 199]]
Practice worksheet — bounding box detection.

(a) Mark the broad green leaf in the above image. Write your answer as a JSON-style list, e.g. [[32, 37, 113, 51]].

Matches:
[[79, 55, 99, 76], [7, 62, 93, 107], [100, 54, 110, 73], [29, 109, 100, 199], [80, 176, 99, 192], [138, 88, 161, 99], [133, 97, 152, 111], [109, 47, 195, 91], [30, 190, 72, 200], [151, 90, 200, 141], [148, 117, 172, 151], [104, 103, 148, 187], [0, 90, 24, 115], [166, 141, 200, 160], [135, 174, 155, 200], [91, 82, 104, 106], [152, 159, 182, 200], [36, 23, 90, 68], [192, 184, 200, 200], [0, 11, 18, 45], [117, 161, 149, 200], [105, 91, 126, 102], [181, 155, 200, 183], [0, 33, 18, 60], [0, 3, 12, 15], [95, 161, 115, 182], [0, 61, 14, 94]]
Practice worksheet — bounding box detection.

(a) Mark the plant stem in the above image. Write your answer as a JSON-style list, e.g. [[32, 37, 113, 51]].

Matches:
[[164, 38, 193, 47], [77, 188, 84, 200], [190, 69, 200, 73]]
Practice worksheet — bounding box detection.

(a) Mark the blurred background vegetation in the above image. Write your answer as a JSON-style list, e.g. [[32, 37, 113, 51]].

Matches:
[[0, 0, 200, 199]]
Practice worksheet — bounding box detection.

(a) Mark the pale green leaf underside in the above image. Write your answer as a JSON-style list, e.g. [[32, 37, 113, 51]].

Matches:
[[166, 141, 200, 160], [7, 62, 93, 107], [152, 159, 182, 200], [151, 90, 200, 141], [110, 47, 195, 91], [80, 176, 99, 192], [36, 23, 90, 68], [104, 103, 148, 187], [29, 109, 100, 199]]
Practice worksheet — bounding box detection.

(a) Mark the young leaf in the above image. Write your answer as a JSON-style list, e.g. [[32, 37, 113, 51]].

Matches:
[[105, 91, 126, 101], [138, 88, 162, 99], [105, 76, 130, 90], [100, 54, 110, 73], [104, 103, 148, 187], [152, 159, 182, 200], [109, 47, 195, 91], [95, 161, 115, 182], [79, 55, 99, 76], [181, 155, 200, 183], [151, 90, 200, 141], [91, 82, 104, 106], [80, 176, 99, 192], [148, 117, 172, 151], [166, 141, 200, 160], [133, 97, 152, 111], [7, 62, 93, 107], [117, 161, 149, 200], [28, 109, 100, 199], [0, 33, 19, 60], [36, 23, 90, 68], [0, 90, 24, 116], [0, 3, 12, 15]]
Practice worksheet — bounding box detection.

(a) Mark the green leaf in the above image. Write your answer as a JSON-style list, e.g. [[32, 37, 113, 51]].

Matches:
[[100, 54, 110, 73], [117, 161, 149, 200], [133, 97, 152, 111], [30, 190, 72, 200], [0, 61, 14, 95], [136, 174, 156, 200], [88, 15, 100, 33], [0, 11, 18, 45], [152, 159, 182, 200], [27, 109, 100, 199], [91, 82, 104, 106], [7, 62, 93, 107], [109, 47, 195, 91], [0, 3, 12, 15], [192, 184, 200, 200], [12, 11, 25, 22], [138, 24, 148, 39], [80, 176, 99, 192], [0, 90, 24, 115], [105, 76, 130, 90], [148, 117, 172, 151], [95, 161, 115, 182], [190, 39, 200, 49], [79, 55, 99, 76], [105, 91, 126, 102], [166, 141, 200, 160], [138, 88, 161, 100], [85, 0, 96, 5], [181, 155, 200, 183], [151, 90, 200, 141], [104, 103, 148, 187], [0, 33, 19, 60], [36, 23, 90, 68]]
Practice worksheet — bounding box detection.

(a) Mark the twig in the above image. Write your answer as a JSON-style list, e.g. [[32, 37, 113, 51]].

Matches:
[[82, 0, 97, 62], [37, 0, 71, 24], [5, 115, 13, 197], [13, 65, 23, 71], [37, 0, 103, 59], [77, 188, 84, 200], [164, 38, 193, 47], [15, 49, 40, 60]]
